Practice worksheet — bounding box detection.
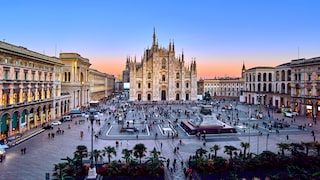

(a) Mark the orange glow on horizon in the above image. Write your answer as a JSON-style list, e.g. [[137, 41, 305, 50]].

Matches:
[[90, 59, 243, 79]]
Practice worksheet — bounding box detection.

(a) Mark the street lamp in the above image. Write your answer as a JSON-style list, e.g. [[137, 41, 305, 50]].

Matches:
[[89, 108, 96, 168], [87, 108, 97, 179], [266, 133, 269, 151]]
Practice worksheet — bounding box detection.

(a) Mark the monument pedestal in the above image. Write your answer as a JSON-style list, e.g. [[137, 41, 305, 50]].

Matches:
[[87, 167, 97, 180]]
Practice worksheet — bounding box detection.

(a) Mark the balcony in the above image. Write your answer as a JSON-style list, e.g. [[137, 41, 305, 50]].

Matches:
[[0, 98, 54, 110]]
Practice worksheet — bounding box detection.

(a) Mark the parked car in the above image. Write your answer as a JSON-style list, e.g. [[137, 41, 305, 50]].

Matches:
[[62, 115, 72, 122], [283, 111, 293, 118], [0, 148, 6, 161], [51, 121, 62, 126], [292, 111, 299, 116], [43, 124, 53, 130]]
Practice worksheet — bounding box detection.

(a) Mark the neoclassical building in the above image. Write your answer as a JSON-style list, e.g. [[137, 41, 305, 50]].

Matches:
[[0, 41, 70, 140], [128, 30, 197, 101], [60, 53, 91, 110], [199, 77, 244, 99], [290, 57, 320, 117], [89, 68, 115, 101], [243, 57, 320, 117]]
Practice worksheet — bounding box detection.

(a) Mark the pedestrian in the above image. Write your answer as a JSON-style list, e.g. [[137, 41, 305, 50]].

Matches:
[[160, 142, 163, 149], [286, 134, 289, 140], [23, 147, 26, 154], [21, 148, 23, 155]]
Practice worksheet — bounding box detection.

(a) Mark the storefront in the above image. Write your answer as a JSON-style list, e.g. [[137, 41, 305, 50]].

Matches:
[[306, 100, 313, 117]]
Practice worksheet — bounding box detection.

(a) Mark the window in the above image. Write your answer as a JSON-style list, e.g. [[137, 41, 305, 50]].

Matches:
[[176, 73, 180, 79], [4, 69, 9, 80], [138, 83, 141, 89], [186, 82, 189, 88], [49, 73, 52, 81], [148, 83, 151, 88], [308, 74, 312, 81], [15, 70, 19, 80], [38, 72, 41, 81], [15, 60, 19, 65], [318, 74, 320, 81], [4, 58, 8, 64], [44, 73, 47, 81], [32, 72, 35, 81], [13, 93, 18, 103], [161, 59, 166, 69], [176, 83, 179, 88], [24, 71, 28, 80], [148, 73, 151, 79]]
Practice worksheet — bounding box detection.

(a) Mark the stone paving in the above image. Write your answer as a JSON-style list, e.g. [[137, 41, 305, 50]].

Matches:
[[0, 99, 319, 180]]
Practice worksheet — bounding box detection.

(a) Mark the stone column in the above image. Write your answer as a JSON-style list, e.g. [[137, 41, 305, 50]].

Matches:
[[45, 109, 49, 122], [8, 118, 12, 137], [40, 110, 43, 125]]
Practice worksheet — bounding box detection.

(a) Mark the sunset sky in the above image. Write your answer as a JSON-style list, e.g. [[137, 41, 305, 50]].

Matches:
[[1, 0, 319, 78]]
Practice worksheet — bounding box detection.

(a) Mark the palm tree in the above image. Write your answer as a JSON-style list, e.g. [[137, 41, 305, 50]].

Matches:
[[103, 146, 117, 163], [122, 148, 133, 165], [240, 142, 250, 159], [150, 147, 161, 160], [92, 149, 103, 164], [290, 143, 304, 156], [52, 162, 67, 179], [195, 147, 208, 159], [146, 147, 165, 177], [302, 142, 314, 156], [224, 145, 238, 159], [74, 145, 88, 165], [277, 143, 290, 156], [210, 144, 220, 158], [314, 143, 320, 156], [133, 143, 147, 164]]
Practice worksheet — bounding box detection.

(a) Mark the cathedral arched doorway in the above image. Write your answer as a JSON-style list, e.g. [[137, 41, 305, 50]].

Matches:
[[147, 94, 151, 101], [138, 94, 141, 101], [176, 94, 180, 100], [186, 94, 189, 101], [161, 90, 166, 101]]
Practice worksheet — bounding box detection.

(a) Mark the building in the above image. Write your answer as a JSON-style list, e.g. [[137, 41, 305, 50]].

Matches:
[[89, 68, 115, 101], [198, 64, 245, 100], [243, 66, 275, 106], [290, 57, 320, 117], [243, 56, 320, 117], [60, 53, 91, 110], [200, 77, 244, 100], [128, 30, 197, 101], [0, 41, 70, 140]]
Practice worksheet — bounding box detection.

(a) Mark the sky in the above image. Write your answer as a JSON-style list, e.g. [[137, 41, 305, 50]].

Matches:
[[1, 0, 319, 79]]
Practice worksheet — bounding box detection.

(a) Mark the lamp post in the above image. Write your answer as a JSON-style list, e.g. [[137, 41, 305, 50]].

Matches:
[[89, 108, 95, 168], [248, 120, 251, 154], [87, 108, 97, 179], [266, 133, 269, 151]]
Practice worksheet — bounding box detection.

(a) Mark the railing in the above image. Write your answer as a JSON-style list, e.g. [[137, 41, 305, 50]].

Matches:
[[0, 98, 54, 110]]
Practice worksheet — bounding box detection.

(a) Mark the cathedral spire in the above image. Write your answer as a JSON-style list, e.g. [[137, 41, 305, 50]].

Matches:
[[153, 27, 156, 46], [182, 49, 184, 62]]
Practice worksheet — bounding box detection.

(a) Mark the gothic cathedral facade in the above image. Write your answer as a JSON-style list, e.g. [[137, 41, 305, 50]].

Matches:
[[128, 30, 197, 101]]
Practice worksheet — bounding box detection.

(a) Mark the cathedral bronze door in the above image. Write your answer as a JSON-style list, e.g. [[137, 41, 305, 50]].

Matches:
[[186, 93, 189, 101], [161, 90, 166, 100]]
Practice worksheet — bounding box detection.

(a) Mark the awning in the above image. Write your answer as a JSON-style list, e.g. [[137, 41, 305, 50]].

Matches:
[[70, 109, 81, 114]]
